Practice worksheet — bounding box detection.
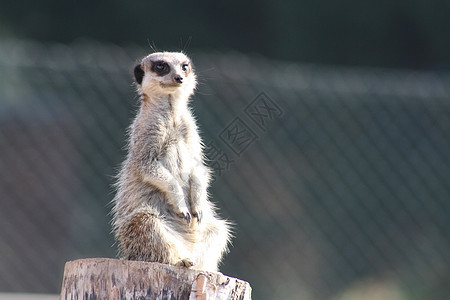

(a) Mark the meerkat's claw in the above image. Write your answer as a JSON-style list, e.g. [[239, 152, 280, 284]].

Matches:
[[178, 210, 192, 224], [193, 211, 202, 223], [184, 213, 192, 223], [177, 258, 195, 268]]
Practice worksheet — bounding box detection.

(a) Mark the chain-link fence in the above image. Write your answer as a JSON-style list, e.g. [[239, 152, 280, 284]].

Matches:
[[0, 39, 449, 299]]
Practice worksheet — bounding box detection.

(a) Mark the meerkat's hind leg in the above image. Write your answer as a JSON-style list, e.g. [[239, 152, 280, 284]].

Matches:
[[118, 207, 192, 266], [195, 217, 231, 272]]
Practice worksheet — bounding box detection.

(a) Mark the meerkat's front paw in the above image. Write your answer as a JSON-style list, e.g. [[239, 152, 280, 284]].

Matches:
[[192, 210, 202, 223], [170, 191, 192, 223], [178, 208, 193, 224], [176, 258, 194, 268], [174, 205, 193, 224]]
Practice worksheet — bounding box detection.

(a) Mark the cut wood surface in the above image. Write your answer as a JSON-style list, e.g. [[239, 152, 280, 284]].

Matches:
[[60, 258, 251, 300]]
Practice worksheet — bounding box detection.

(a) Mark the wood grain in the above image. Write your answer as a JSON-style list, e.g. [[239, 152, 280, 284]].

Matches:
[[60, 258, 251, 300]]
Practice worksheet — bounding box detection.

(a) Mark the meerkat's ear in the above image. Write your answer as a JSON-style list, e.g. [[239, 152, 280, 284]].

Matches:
[[134, 64, 145, 85]]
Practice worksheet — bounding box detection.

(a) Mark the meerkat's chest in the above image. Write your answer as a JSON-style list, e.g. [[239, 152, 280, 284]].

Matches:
[[160, 124, 201, 179]]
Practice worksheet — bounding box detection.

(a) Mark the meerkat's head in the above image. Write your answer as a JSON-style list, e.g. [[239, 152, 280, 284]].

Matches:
[[134, 52, 197, 100]]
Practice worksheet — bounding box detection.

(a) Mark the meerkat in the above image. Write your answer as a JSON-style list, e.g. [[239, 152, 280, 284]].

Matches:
[[111, 52, 231, 272]]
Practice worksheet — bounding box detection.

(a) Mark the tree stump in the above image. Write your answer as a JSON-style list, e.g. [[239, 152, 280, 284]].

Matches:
[[60, 258, 251, 300]]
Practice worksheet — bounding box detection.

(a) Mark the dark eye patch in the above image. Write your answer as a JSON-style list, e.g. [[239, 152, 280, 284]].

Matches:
[[151, 61, 170, 76]]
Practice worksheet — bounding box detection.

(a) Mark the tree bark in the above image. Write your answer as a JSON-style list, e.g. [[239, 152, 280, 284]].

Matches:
[[60, 258, 251, 300]]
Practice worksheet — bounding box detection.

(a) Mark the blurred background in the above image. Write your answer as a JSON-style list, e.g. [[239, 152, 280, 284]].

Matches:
[[0, 1, 449, 299]]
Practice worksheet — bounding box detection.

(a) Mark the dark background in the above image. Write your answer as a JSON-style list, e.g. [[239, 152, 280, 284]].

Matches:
[[1, 0, 449, 70], [0, 2, 449, 299]]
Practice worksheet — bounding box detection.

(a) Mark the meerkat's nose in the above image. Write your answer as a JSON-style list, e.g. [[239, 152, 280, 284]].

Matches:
[[174, 75, 183, 84]]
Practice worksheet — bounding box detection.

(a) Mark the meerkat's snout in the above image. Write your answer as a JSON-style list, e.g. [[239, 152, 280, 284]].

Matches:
[[174, 74, 183, 84]]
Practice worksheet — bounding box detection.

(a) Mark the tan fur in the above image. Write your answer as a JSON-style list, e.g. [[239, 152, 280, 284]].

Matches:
[[112, 52, 231, 272]]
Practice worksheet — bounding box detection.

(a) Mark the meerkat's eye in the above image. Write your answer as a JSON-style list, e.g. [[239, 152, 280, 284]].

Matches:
[[151, 61, 170, 76], [155, 63, 165, 71], [181, 64, 190, 73]]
